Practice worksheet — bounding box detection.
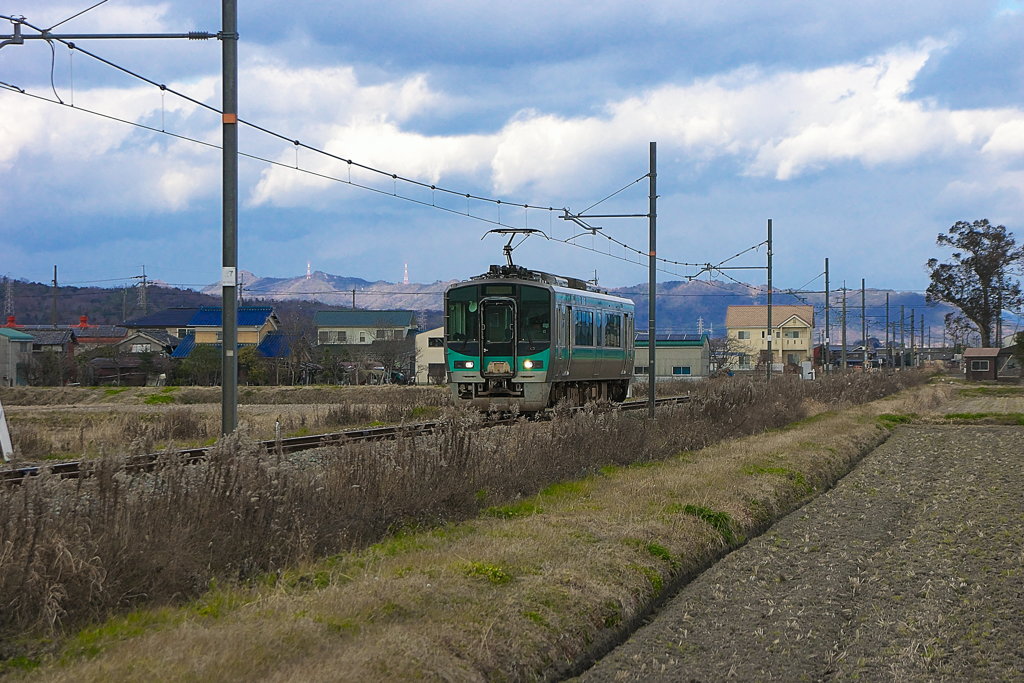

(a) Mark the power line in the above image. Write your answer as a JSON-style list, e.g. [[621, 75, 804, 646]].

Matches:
[[46, 0, 110, 31]]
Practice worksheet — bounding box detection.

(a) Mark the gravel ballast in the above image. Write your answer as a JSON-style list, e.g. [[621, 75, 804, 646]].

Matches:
[[581, 425, 1024, 681]]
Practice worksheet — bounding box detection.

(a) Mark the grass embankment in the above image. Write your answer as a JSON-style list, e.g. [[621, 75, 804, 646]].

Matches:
[[2, 376, 950, 681]]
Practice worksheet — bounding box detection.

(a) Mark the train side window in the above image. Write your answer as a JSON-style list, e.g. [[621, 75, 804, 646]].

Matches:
[[605, 313, 621, 347], [574, 310, 594, 346]]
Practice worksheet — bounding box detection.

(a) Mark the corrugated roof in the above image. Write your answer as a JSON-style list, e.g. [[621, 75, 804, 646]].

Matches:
[[189, 306, 275, 327], [256, 331, 291, 359], [74, 325, 128, 339], [27, 329, 75, 345], [963, 347, 1001, 358], [0, 328, 34, 341], [124, 308, 199, 328], [314, 310, 415, 327], [170, 334, 197, 359], [725, 305, 814, 329]]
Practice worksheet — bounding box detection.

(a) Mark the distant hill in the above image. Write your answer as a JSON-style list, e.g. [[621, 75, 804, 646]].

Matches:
[[5, 271, 955, 343]]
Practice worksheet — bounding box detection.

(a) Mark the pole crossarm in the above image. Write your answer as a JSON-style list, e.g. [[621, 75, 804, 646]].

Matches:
[[0, 16, 218, 48]]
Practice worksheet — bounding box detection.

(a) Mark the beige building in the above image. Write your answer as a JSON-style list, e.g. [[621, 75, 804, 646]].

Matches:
[[633, 333, 710, 380], [725, 305, 815, 370], [414, 326, 446, 385]]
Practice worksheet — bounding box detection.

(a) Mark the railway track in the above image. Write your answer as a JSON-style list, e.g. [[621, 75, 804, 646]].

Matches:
[[1, 394, 691, 485]]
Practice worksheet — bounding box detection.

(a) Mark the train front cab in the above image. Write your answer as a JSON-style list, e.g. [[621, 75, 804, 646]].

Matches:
[[445, 282, 553, 411]]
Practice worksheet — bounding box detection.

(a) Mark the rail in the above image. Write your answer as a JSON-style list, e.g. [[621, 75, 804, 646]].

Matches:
[[1, 395, 691, 484]]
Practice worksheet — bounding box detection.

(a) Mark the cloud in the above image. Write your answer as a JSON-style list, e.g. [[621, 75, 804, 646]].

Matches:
[[245, 39, 1024, 205]]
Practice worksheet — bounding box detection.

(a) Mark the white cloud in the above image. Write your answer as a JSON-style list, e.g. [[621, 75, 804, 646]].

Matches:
[[982, 120, 1024, 155]]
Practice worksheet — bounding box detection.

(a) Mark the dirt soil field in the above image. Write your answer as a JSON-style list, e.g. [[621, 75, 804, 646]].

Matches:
[[580, 424, 1024, 681]]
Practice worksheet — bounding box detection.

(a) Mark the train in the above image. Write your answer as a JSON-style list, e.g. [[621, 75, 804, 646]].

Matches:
[[444, 264, 636, 411]]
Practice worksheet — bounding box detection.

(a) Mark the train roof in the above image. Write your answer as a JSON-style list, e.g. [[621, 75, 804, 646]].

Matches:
[[460, 264, 606, 293]]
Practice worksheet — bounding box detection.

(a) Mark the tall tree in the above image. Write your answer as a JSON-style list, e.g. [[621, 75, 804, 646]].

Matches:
[[926, 219, 1024, 347]]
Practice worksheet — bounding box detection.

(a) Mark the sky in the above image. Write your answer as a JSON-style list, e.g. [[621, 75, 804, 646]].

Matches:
[[1, 0, 1023, 295]]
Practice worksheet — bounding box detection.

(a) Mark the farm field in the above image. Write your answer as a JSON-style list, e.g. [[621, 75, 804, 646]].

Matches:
[[2, 375, 1020, 679]]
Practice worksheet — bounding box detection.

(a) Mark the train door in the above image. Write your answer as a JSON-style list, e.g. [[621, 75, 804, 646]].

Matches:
[[563, 305, 573, 376], [480, 298, 516, 375]]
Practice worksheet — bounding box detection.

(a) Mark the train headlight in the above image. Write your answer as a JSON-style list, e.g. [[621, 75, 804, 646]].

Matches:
[[454, 360, 474, 369], [522, 359, 543, 369], [523, 359, 534, 369]]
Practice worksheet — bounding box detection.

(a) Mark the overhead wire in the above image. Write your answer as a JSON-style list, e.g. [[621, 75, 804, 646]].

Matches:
[[46, 0, 110, 31], [4, 16, 789, 286]]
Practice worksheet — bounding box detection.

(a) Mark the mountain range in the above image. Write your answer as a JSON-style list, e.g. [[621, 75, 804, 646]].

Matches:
[[202, 270, 952, 341]]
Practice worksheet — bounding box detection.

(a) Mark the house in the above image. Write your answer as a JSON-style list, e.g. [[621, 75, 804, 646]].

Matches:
[[314, 310, 418, 382], [725, 305, 815, 371], [115, 330, 180, 356], [963, 346, 1019, 381], [122, 307, 201, 340], [0, 327, 33, 386], [123, 306, 285, 360], [414, 326, 446, 385], [313, 310, 417, 346], [634, 332, 710, 380], [68, 315, 127, 349]]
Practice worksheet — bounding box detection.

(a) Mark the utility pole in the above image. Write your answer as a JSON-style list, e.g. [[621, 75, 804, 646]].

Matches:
[[861, 278, 866, 370], [766, 218, 773, 382], [824, 258, 830, 374], [221, 0, 239, 436], [51, 265, 58, 328], [885, 293, 891, 369], [913, 307, 921, 366], [840, 284, 847, 371], [133, 265, 149, 315], [648, 141, 657, 417], [2, 276, 13, 319], [352, 288, 356, 310], [900, 305, 905, 369]]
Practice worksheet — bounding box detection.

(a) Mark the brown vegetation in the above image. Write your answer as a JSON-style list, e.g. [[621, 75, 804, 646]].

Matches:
[[0, 385, 450, 461], [0, 371, 930, 672]]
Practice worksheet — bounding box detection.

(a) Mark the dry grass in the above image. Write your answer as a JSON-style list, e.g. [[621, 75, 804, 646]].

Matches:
[[0, 372, 936, 678], [1, 385, 450, 461]]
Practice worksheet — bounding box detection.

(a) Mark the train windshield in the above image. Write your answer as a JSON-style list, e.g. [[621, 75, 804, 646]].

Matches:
[[446, 285, 479, 348], [518, 286, 550, 343]]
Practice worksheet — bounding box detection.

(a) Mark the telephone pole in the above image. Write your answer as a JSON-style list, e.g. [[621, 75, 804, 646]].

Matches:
[[840, 284, 847, 371]]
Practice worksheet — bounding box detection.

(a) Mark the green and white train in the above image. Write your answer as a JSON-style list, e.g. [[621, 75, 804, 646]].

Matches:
[[445, 264, 635, 411]]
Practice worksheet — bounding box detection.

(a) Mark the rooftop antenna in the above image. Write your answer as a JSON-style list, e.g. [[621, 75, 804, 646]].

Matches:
[[482, 228, 548, 267]]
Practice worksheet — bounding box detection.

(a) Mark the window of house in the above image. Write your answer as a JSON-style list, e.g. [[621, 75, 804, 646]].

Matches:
[[216, 332, 223, 342], [130, 343, 151, 353], [428, 336, 444, 347], [970, 360, 990, 371], [784, 330, 801, 339], [738, 354, 751, 369], [336, 331, 347, 343], [634, 365, 649, 374], [375, 329, 388, 340], [737, 331, 750, 339], [359, 332, 367, 343], [176, 328, 188, 338], [672, 366, 691, 375]]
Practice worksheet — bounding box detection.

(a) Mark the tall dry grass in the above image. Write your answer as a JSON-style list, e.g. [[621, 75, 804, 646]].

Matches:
[[0, 372, 928, 651], [4, 386, 450, 461]]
